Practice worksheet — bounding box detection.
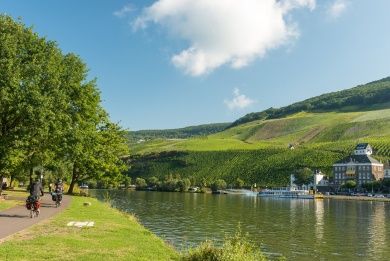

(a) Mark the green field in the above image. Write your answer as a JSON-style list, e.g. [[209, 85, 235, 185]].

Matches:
[[132, 109, 390, 152], [0, 197, 178, 260], [128, 109, 390, 187], [0, 200, 22, 211]]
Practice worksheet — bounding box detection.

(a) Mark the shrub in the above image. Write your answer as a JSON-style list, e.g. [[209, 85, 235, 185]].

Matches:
[[135, 177, 147, 190], [182, 230, 267, 261], [177, 178, 191, 192], [211, 179, 227, 192], [235, 178, 245, 189]]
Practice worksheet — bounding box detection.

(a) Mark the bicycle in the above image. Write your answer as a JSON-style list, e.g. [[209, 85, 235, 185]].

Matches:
[[51, 191, 62, 208], [26, 196, 40, 218]]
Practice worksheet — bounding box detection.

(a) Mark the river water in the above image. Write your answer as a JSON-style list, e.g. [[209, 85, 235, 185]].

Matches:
[[91, 190, 390, 260]]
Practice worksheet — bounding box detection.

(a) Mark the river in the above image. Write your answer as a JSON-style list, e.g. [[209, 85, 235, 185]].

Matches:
[[90, 190, 390, 260]]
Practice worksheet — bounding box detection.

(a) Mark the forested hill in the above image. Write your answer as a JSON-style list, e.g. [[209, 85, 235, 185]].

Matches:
[[128, 123, 230, 141], [230, 77, 390, 128]]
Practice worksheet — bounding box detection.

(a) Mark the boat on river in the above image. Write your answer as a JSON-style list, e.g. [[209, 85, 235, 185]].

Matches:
[[258, 187, 314, 199], [221, 189, 257, 195]]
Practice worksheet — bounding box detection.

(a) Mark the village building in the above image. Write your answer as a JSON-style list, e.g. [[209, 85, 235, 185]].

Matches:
[[333, 143, 384, 187], [290, 170, 329, 192]]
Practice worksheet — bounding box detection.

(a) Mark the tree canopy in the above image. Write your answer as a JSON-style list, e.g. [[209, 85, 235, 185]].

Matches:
[[0, 15, 129, 194]]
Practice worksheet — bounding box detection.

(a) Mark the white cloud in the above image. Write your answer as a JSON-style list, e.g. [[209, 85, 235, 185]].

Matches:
[[327, 0, 348, 18], [224, 88, 255, 110], [134, 0, 316, 76], [114, 4, 135, 18]]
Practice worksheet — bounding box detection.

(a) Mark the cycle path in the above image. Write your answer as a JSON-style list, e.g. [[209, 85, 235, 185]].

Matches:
[[0, 194, 70, 241]]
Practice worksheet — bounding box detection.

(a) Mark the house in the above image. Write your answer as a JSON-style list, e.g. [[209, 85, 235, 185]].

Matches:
[[290, 170, 329, 192], [313, 170, 328, 186], [333, 143, 384, 187]]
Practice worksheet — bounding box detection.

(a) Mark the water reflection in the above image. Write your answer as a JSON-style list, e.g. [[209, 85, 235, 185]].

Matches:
[[91, 190, 390, 260], [315, 199, 324, 241]]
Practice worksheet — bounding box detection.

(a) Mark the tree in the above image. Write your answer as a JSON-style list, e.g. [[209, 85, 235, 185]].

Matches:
[[135, 177, 147, 189], [147, 176, 159, 187], [57, 53, 129, 194], [123, 176, 132, 189], [162, 176, 178, 192], [342, 180, 356, 189], [0, 15, 129, 195], [177, 178, 191, 192], [211, 179, 227, 192], [0, 15, 67, 193], [235, 178, 245, 189], [293, 168, 313, 186]]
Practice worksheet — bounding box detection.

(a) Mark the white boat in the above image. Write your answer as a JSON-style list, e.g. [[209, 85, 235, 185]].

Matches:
[[258, 187, 314, 199]]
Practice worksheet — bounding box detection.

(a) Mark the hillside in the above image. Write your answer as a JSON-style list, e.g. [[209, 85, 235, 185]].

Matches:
[[127, 78, 390, 187], [128, 123, 230, 141], [230, 77, 390, 127]]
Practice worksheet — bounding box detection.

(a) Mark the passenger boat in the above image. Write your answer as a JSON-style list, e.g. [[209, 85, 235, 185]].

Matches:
[[258, 187, 314, 199]]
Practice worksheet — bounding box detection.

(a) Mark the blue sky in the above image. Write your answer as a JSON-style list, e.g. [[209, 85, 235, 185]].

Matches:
[[1, 0, 390, 130]]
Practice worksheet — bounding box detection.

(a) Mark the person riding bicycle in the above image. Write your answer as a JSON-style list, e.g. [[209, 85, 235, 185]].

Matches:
[[30, 179, 44, 199], [27, 179, 44, 214], [53, 179, 64, 204], [54, 179, 64, 193]]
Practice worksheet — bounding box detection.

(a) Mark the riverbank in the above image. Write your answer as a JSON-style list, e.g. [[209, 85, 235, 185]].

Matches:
[[0, 196, 178, 260], [323, 195, 390, 202]]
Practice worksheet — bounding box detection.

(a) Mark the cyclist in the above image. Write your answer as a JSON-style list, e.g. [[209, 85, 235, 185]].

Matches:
[[27, 179, 44, 215]]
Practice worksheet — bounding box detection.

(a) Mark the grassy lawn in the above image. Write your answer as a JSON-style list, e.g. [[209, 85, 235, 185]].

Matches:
[[0, 196, 179, 261], [0, 200, 22, 211], [1, 189, 29, 198]]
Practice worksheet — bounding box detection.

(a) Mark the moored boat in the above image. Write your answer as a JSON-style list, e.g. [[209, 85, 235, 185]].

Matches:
[[258, 187, 314, 199]]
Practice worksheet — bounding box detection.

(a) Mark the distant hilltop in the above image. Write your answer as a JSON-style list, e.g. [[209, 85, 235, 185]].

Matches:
[[230, 76, 390, 128], [128, 123, 230, 141], [129, 76, 390, 140]]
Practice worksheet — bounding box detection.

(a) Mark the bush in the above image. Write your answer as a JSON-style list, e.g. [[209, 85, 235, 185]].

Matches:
[[161, 178, 178, 192], [147, 176, 159, 187], [135, 177, 147, 190], [235, 178, 244, 189], [182, 230, 267, 261], [211, 179, 227, 192], [177, 178, 191, 192], [342, 180, 356, 189]]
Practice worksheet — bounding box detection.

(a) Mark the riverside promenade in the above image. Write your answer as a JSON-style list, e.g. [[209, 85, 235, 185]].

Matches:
[[0, 194, 70, 241]]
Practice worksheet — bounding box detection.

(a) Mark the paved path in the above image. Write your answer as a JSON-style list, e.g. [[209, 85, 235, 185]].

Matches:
[[0, 194, 70, 240]]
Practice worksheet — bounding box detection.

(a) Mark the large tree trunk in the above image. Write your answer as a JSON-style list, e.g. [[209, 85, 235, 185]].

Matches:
[[9, 175, 14, 188], [68, 163, 78, 194]]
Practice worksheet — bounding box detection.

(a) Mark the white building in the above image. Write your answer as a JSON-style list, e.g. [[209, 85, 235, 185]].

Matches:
[[291, 170, 328, 191], [354, 143, 373, 155]]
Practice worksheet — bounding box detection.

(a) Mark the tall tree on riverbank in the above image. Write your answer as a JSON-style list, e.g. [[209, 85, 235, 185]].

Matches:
[[0, 16, 66, 192], [58, 54, 129, 194], [0, 15, 129, 194]]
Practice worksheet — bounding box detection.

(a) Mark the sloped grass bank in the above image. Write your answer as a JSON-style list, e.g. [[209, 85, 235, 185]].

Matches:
[[0, 200, 22, 211], [0, 197, 178, 261]]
